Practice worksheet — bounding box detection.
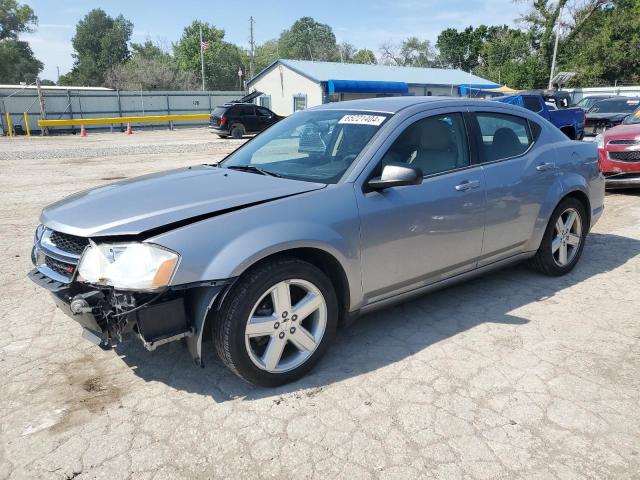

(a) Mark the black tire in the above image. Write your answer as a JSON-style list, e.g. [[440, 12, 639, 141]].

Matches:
[[230, 124, 245, 139], [529, 197, 588, 276], [213, 257, 338, 387]]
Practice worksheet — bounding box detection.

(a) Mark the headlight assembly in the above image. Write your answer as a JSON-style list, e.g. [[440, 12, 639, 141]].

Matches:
[[595, 134, 604, 149], [77, 242, 179, 291]]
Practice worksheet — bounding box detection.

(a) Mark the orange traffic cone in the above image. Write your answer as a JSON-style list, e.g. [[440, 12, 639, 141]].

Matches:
[[126, 123, 132, 135], [80, 124, 87, 137]]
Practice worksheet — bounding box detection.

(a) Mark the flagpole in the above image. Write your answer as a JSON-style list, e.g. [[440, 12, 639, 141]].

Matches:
[[199, 25, 205, 91]]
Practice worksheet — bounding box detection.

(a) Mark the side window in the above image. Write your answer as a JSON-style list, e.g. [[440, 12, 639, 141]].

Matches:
[[257, 107, 272, 117], [379, 113, 469, 176], [529, 120, 542, 141], [259, 95, 271, 110], [293, 94, 307, 112], [235, 105, 255, 115], [523, 96, 542, 112], [475, 112, 532, 162]]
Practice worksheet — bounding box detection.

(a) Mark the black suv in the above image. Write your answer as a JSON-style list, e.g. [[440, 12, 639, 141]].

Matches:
[[209, 93, 282, 139]]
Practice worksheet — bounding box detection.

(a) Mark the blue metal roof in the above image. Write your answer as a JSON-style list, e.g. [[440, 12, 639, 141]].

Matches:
[[249, 59, 496, 87]]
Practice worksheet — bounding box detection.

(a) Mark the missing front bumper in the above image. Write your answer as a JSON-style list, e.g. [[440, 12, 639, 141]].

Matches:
[[28, 268, 229, 364]]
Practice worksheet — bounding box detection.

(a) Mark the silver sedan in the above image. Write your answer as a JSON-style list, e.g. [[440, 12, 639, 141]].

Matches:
[[30, 97, 605, 386]]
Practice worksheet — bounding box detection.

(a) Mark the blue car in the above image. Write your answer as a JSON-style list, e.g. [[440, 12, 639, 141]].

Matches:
[[30, 97, 604, 386]]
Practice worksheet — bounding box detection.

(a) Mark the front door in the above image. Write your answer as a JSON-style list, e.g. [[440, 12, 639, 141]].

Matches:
[[356, 111, 486, 304]]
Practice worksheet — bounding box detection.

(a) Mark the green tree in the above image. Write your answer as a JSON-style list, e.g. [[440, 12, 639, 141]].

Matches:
[[351, 48, 377, 64], [0, 0, 42, 83], [253, 38, 279, 73], [173, 21, 247, 90], [0, 0, 36, 40], [436, 25, 492, 71], [380, 37, 436, 67], [278, 17, 339, 61], [105, 40, 198, 90], [0, 38, 42, 83], [558, 0, 640, 85], [59, 9, 133, 86]]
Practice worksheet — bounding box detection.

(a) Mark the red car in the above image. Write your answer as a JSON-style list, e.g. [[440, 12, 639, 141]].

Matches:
[[596, 107, 640, 188]]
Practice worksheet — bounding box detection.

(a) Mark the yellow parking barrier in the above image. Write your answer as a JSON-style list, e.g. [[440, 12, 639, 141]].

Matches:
[[5, 112, 12, 137], [24, 112, 31, 136], [38, 113, 210, 128]]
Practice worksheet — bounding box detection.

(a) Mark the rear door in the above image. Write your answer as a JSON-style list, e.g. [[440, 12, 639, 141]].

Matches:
[[468, 108, 558, 265]]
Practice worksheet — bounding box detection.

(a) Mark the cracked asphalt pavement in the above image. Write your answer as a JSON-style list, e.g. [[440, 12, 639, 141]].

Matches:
[[1, 129, 639, 479]]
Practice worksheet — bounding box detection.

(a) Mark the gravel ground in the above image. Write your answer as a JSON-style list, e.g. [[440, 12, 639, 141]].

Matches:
[[1, 128, 639, 480]]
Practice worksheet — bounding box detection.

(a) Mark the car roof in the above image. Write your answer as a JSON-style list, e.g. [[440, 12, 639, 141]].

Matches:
[[310, 96, 513, 114]]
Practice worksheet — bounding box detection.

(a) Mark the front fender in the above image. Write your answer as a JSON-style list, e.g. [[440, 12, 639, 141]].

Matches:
[[147, 185, 363, 308]]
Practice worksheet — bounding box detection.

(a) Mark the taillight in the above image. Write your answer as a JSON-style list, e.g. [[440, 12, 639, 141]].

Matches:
[[220, 116, 227, 126]]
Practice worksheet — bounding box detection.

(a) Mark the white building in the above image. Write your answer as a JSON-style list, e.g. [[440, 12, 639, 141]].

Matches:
[[247, 59, 498, 116]]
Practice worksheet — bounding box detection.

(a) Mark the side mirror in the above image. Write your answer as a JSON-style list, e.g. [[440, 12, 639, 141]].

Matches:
[[367, 163, 423, 190]]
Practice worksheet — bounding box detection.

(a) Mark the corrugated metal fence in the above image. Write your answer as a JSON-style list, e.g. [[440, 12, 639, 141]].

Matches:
[[0, 87, 243, 134]]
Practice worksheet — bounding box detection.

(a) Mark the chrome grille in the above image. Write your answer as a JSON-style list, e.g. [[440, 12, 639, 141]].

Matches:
[[608, 139, 640, 145], [609, 151, 640, 162], [33, 227, 87, 283], [49, 230, 89, 256]]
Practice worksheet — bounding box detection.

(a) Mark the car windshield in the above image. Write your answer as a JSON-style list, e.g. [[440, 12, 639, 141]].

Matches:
[[589, 98, 640, 114], [622, 108, 640, 125], [220, 109, 390, 183]]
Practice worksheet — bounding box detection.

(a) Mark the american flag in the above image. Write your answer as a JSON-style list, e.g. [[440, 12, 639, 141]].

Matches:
[[201, 41, 209, 50]]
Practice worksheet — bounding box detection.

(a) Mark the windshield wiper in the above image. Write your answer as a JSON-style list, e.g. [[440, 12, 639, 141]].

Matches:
[[225, 165, 282, 177]]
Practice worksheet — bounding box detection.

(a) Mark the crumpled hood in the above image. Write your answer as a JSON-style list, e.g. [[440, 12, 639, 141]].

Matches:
[[40, 166, 325, 237]]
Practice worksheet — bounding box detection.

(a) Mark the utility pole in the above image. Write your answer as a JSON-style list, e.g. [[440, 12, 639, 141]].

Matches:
[[249, 16, 255, 81], [56, 66, 60, 84], [548, 8, 562, 90], [199, 25, 206, 91], [35, 78, 48, 136]]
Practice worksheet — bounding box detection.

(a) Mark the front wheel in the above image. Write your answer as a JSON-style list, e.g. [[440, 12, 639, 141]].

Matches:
[[214, 258, 338, 387], [530, 197, 587, 276]]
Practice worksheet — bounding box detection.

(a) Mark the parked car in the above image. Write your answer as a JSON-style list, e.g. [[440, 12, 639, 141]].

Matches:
[[595, 106, 640, 188], [29, 97, 604, 387], [209, 91, 282, 138], [495, 93, 585, 140], [573, 95, 617, 110], [585, 97, 640, 136]]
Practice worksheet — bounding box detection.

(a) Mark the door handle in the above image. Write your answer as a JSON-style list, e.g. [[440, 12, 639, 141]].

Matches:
[[536, 162, 556, 171], [454, 180, 480, 191]]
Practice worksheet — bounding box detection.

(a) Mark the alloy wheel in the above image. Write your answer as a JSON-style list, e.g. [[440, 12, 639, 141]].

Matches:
[[552, 207, 582, 267], [244, 279, 327, 373]]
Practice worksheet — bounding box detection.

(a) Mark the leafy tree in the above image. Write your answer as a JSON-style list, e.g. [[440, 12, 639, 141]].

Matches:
[[380, 37, 436, 67], [351, 48, 377, 64], [105, 40, 198, 90], [0, 39, 42, 83], [39, 78, 55, 86], [558, 0, 640, 85], [173, 21, 247, 90], [253, 39, 279, 73], [0, 0, 42, 83], [0, 0, 36, 40], [59, 9, 133, 86], [278, 17, 339, 61], [338, 41, 357, 62], [436, 26, 492, 71]]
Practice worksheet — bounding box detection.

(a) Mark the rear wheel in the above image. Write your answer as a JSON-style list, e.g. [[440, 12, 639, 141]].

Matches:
[[230, 124, 245, 139], [214, 258, 338, 387], [530, 197, 587, 276]]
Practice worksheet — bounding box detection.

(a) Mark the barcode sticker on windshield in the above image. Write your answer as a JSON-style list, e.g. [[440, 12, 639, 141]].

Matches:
[[338, 114, 386, 126]]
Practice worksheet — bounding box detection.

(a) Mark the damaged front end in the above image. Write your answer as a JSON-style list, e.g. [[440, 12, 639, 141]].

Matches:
[[29, 226, 231, 366]]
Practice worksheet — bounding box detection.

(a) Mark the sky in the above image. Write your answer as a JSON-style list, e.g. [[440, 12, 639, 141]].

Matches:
[[21, 0, 529, 81]]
